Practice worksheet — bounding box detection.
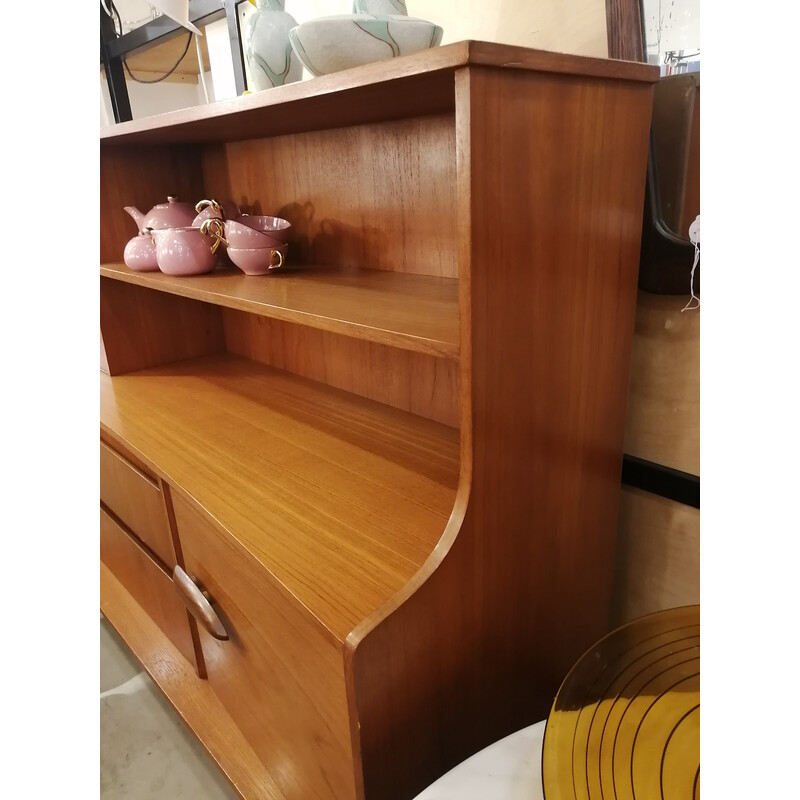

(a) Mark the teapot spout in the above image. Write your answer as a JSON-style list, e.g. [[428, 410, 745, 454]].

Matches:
[[124, 206, 146, 234]]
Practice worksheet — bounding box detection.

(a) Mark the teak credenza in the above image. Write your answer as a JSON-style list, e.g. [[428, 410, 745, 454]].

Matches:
[[99, 41, 658, 800]]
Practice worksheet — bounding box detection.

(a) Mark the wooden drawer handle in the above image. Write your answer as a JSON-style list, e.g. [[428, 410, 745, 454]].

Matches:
[[172, 565, 229, 641]]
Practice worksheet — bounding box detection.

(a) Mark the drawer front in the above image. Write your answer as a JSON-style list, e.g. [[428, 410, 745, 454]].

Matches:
[[100, 507, 198, 671], [100, 438, 176, 568], [171, 491, 358, 800]]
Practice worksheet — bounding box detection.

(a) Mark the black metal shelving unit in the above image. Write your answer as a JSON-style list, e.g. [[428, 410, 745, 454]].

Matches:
[[100, 0, 247, 123]]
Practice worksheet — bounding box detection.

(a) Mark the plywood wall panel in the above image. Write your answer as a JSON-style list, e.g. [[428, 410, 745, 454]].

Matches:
[[623, 291, 700, 475], [611, 486, 700, 626]]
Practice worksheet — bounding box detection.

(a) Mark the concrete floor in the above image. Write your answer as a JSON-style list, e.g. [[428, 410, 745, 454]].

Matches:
[[100, 616, 238, 799]]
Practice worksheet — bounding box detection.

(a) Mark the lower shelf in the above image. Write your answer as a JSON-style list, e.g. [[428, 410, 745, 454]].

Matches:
[[100, 353, 459, 643], [100, 561, 285, 800]]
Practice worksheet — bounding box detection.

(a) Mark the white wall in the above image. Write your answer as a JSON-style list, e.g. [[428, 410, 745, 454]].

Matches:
[[100, 74, 205, 126]]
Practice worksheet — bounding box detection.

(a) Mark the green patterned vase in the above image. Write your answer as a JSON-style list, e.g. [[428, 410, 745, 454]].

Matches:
[[245, 0, 302, 90]]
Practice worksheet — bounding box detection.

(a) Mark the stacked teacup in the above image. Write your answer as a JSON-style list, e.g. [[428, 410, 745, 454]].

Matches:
[[196, 199, 291, 276], [223, 215, 291, 275]]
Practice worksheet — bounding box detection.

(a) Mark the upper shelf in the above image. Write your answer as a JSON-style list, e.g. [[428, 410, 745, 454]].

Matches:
[[100, 41, 659, 146], [101, 263, 459, 359]]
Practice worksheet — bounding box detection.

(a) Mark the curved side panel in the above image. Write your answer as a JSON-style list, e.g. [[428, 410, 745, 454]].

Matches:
[[347, 65, 653, 800]]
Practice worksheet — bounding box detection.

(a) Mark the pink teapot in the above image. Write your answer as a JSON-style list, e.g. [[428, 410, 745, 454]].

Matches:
[[123, 196, 198, 271], [124, 196, 197, 232]]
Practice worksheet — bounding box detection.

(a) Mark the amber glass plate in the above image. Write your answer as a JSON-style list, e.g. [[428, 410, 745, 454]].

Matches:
[[542, 605, 699, 800]]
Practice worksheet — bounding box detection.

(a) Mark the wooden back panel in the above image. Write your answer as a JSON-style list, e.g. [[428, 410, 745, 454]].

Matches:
[[222, 310, 460, 428], [349, 65, 655, 800], [100, 144, 206, 263], [205, 115, 459, 278], [100, 278, 226, 375]]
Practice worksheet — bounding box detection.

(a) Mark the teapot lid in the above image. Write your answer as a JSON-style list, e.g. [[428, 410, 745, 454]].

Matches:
[[143, 196, 198, 229], [155, 195, 193, 207]]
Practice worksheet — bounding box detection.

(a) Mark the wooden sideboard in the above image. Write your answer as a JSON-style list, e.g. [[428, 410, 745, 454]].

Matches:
[[99, 41, 658, 800]]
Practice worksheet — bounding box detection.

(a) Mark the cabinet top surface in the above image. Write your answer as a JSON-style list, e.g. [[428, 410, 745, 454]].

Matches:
[[100, 355, 460, 644], [100, 40, 658, 146]]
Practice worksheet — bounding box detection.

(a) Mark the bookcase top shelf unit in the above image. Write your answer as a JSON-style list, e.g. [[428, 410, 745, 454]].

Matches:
[[99, 41, 658, 146], [98, 35, 665, 800]]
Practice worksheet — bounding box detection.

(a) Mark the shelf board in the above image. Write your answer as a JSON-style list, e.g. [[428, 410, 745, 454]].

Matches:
[[100, 28, 211, 83], [101, 263, 459, 359], [100, 354, 460, 643], [100, 41, 657, 146]]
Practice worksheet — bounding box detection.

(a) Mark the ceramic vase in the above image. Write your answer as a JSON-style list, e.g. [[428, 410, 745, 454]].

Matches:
[[352, 0, 408, 14], [245, 0, 302, 90]]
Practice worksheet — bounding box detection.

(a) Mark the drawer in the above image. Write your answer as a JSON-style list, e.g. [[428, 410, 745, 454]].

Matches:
[[100, 438, 176, 568], [171, 491, 357, 800], [100, 507, 199, 672]]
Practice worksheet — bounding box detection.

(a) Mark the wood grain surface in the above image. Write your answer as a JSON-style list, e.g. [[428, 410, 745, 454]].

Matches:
[[349, 65, 655, 800], [99, 45, 658, 800], [222, 311, 460, 428], [623, 291, 700, 475], [100, 144, 204, 263], [100, 507, 198, 671], [217, 115, 459, 279], [103, 28, 210, 83], [100, 263, 459, 358], [100, 354, 459, 643], [101, 563, 285, 800], [100, 276, 225, 376], [605, 0, 645, 62], [100, 438, 177, 568], [174, 491, 358, 800], [100, 41, 656, 147], [611, 486, 700, 626]]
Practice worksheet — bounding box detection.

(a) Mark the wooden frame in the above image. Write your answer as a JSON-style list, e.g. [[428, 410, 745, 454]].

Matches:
[[606, 0, 646, 61]]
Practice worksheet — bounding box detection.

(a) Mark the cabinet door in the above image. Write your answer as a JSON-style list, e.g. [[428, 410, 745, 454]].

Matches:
[[100, 438, 177, 568], [100, 507, 199, 671], [171, 491, 359, 800]]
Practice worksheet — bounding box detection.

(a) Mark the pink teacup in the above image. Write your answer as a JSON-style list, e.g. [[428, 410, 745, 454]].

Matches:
[[192, 198, 241, 227], [224, 215, 291, 248], [227, 244, 287, 276]]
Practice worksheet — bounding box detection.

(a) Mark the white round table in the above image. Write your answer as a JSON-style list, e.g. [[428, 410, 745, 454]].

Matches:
[[412, 720, 546, 799]]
